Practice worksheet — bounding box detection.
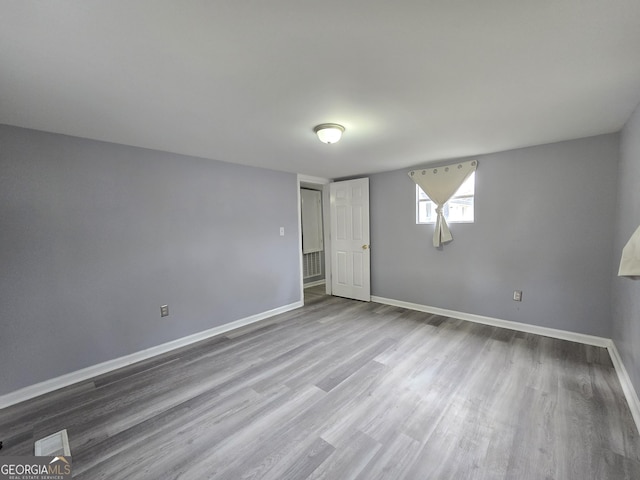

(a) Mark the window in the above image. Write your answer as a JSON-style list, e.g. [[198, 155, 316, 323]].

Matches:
[[416, 171, 475, 224]]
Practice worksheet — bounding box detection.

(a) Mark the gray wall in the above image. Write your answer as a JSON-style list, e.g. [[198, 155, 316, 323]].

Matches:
[[612, 101, 640, 395], [0, 124, 300, 395], [370, 134, 619, 337]]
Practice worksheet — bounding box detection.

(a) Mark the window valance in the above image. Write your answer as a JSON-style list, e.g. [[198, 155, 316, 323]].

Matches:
[[409, 160, 477, 247]]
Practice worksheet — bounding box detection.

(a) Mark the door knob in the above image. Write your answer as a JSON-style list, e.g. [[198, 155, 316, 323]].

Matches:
[[362, 244, 369, 250]]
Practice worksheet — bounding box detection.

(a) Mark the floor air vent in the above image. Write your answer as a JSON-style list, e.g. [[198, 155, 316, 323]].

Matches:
[[34, 429, 71, 456]]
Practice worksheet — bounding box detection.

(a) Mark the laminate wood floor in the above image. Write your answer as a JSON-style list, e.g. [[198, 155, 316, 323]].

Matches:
[[2, 286, 639, 479]]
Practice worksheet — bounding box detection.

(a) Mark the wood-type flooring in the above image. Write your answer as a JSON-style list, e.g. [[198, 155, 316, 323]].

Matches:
[[1, 285, 639, 479]]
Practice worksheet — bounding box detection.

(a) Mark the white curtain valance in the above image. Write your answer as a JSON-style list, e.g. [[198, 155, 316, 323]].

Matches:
[[619, 224, 640, 277], [409, 160, 477, 247]]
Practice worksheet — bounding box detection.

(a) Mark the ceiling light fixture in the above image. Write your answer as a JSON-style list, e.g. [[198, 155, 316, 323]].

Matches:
[[314, 123, 345, 144]]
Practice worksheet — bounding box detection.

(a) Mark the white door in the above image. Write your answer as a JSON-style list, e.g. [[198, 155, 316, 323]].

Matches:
[[330, 178, 370, 301]]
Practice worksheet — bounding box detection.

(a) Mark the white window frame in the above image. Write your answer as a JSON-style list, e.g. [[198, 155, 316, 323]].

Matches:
[[416, 172, 475, 225]]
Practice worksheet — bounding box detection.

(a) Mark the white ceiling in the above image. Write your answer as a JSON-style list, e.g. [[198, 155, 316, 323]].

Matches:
[[2, 1, 640, 178]]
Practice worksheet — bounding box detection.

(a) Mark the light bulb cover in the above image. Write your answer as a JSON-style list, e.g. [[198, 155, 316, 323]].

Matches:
[[314, 123, 345, 144]]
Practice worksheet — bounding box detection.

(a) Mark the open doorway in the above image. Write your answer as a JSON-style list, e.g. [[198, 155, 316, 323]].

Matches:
[[297, 175, 331, 304], [301, 186, 325, 287]]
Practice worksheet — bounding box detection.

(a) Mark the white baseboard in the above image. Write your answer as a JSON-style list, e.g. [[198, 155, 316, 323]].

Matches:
[[371, 296, 609, 347], [371, 295, 640, 435], [0, 301, 303, 409], [304, 279, 326, 289], [4, 295, 639, 439], [606, 342, 640, 434]]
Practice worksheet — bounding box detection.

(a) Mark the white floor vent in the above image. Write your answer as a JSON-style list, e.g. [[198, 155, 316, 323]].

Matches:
[[34, 429, 71, 456]]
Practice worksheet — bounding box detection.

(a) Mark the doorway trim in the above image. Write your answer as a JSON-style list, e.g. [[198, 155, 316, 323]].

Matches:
[[297, 174, 331, 304]]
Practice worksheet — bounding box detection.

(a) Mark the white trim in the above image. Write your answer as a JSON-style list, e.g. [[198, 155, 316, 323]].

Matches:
[[296, 180, 304, 304], [322, 183, 332, 296], [371, 296, 610, 347], [298, 174, 330, 185], [304, 279, 326, 288], [606, 341, 640, 434], [0, 301, 303, 409]]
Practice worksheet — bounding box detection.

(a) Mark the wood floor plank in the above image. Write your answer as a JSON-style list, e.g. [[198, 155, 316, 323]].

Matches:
[[1, 286, 638, 479], [315, 337, 396, 392], [354, 431, 422, 480], [71, 386, 257, 476], [275, 437, 336, 480], [308, 429, 381, 480]]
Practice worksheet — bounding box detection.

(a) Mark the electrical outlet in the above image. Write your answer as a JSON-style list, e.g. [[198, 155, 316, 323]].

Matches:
[[280, 227, 285, 236], [513, 290, 522, 302], [161, 305, 169, 317]]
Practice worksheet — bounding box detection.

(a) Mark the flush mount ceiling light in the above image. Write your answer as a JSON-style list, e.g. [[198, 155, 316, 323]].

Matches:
[[314, 123, 345, 144]]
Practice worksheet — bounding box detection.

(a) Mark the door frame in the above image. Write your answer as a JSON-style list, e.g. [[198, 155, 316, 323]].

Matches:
[[297, 174, 332, 304]]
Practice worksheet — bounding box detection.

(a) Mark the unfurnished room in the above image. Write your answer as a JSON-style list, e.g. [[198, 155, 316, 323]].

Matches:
[[1, 1, 640, 479]]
